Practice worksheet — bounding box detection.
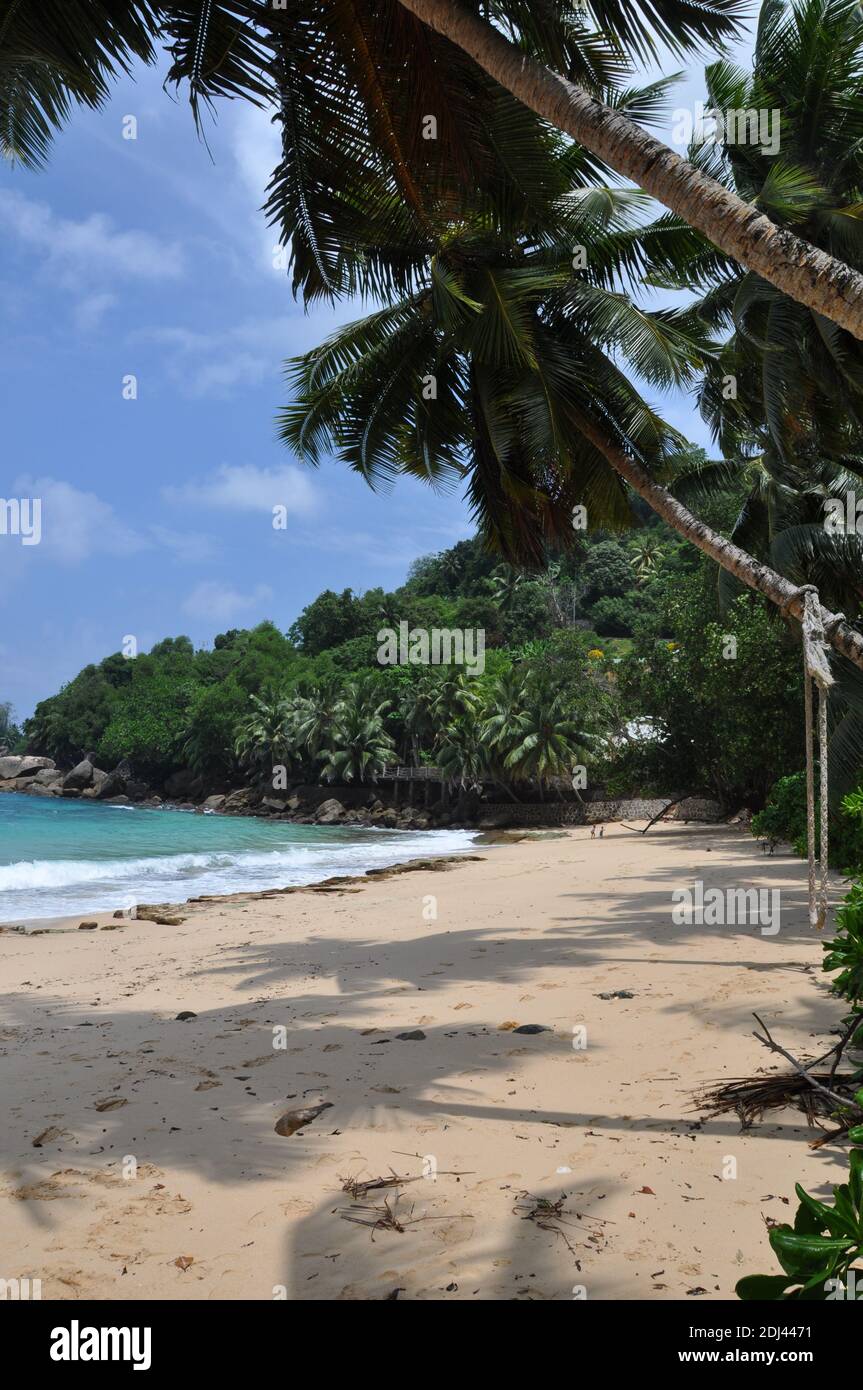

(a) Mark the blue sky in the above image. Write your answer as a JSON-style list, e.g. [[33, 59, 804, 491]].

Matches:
[[0, 28, 753, 721]]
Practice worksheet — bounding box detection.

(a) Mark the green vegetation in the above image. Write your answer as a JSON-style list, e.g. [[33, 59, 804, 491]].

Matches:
[[0, 702, 25, 753], [20, 523, 811, 808], [737, 827, 863, 1300]]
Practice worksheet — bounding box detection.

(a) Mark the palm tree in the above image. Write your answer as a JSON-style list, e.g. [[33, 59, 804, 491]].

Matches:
[[8, 2, 863, 335], [233, 691, 295, 780], [282, 184, 863, 669], [399, 675, 438, 765], [500, 679, 593, 799], [630, 533, 664, 583], [488, 565, 523, 612], [319, 703, 395, 783], [291, 679, 342, 761], [435, 707, 489, 793]]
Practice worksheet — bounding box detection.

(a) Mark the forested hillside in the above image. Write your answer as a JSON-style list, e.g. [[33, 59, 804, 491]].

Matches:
[[8, 506, 804, 813]]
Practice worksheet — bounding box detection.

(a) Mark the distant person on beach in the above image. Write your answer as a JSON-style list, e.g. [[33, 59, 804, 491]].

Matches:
[[590, 825, 596, 839], [599, 825, 604, 838]]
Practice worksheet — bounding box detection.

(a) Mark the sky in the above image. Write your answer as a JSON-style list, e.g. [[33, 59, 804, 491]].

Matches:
[[0, 21, 755, 721]]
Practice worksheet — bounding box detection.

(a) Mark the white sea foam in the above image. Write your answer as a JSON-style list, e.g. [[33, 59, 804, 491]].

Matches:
[[0, 827, 477, 923]]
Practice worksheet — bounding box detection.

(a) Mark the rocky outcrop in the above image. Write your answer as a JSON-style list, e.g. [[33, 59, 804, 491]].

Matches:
[[63, 759, 95, 790], [96, 767, 127, 799], [0, 754, 54, 780], [164, 768, 204, 801], [315, 797, 345, 824], [201, 794, 226, 812]]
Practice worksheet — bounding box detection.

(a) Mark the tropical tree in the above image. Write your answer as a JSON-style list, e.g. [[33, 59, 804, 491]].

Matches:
[[319, 688, 395, 783], [630, 533, 664, 583], [435, 707, 489, 792], [283, 173, 863, 671], [9, 1, 863, 336], [501, 678, 593, 798], [488, 565, 523, 612], [233, 691, 296, 781], [0, 701, 24, 752]]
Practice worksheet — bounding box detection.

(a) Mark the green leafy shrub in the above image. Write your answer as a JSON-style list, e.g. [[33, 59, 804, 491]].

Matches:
[[736, 1144, 863, 1300]]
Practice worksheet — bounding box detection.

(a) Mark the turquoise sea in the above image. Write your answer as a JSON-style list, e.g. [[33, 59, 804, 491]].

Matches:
[[0, 793, 477, 924]]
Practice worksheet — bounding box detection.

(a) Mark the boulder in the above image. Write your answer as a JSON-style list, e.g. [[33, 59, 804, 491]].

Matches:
[[124, 779, 150, 802], [164, 768, 204, 800], [23, 781, 62, 797], [63, 759, 94, 790], [202, 794, 226, 812], [96, 768, 126, 799], [32, 767, 63, 785], [316, 797, 346, 825], [0, 755, 55, 780]]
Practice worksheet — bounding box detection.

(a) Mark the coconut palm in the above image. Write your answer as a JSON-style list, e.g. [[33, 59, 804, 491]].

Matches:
[[488, 565, 523, 612], [318, 704, 395, 783], [291, 679, 343, 760], [10, 2, 863, 335], [233, 690, 295, 779], [434, 707, 489, 792], [630, 533, 664, 583], [500, 679, 593, 798]]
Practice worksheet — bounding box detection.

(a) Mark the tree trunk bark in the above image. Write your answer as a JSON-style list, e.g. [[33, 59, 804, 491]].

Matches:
[[568, 405, 863, 674], [398, 0, 863, 341]]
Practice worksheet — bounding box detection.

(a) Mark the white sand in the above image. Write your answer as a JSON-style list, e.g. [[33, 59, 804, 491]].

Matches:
[[0, 823, 840, 1300]]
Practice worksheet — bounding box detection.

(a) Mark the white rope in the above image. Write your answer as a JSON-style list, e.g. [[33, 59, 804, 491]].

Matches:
[[800, 587, 833, 930]]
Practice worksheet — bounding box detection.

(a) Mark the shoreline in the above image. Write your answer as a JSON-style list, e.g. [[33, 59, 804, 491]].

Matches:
[[0, 822, 838, 1301], [2, 848, 497, 934]]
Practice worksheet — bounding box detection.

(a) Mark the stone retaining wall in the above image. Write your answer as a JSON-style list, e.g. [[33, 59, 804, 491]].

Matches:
[[478, 796, 724, 827]]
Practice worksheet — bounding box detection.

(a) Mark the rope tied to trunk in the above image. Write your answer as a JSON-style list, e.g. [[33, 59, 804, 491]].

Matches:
[[799, 586, 833, 930]]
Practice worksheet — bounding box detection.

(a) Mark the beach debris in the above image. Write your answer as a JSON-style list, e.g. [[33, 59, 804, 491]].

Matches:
[[175, 1011, 197, 1021], [194, 1080, 221, 1092], [396, 1030, 426, 1041], [78, 922, 98, 931], [274, 1101, 333, 1137], [94, 1097, 127, 1112], [339, 1194, 408, 1236], [512, 1192, 582, 1257], [140, 913, 185, 925], [596, 990, 635, 1000], [32, 1125, 65, 1148], [340, 1170, 419, 1200], [173, 1255, 194, 1272], [498, 1021, 520, 1031], [513, 1024, 550, 1035]]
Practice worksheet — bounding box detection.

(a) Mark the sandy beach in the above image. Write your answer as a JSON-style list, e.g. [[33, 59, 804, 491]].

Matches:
[[0, 822, 841, 1301]]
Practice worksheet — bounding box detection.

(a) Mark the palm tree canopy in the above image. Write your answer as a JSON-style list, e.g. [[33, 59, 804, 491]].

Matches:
[[281, 172, 714, 564], [0, 0, 743, 302]]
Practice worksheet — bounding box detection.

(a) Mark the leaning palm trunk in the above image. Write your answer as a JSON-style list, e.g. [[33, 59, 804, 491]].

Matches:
[[568, 405, 863, 673], [399, 0, 863, 341]]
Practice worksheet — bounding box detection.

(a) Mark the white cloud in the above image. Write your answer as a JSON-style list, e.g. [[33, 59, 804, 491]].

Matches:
[[134, 312, 339, 397], [149, 525, 217, 564], [0, 478, 218, 574], [10, 475, 148, 563], [164, 463, 319, 517], [73, 292, 118, 333], [181, 580, 274, 623], [0, 189, 185, 288]]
